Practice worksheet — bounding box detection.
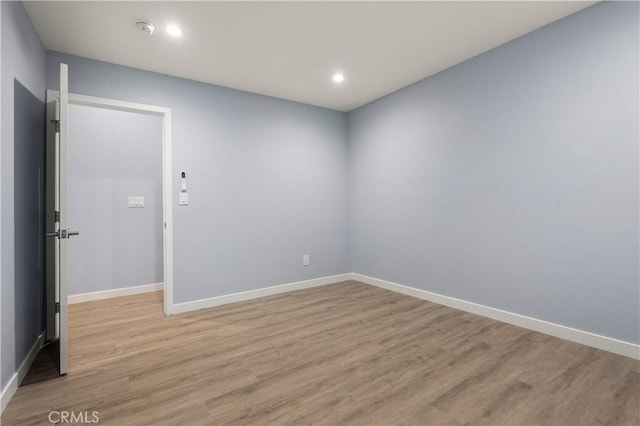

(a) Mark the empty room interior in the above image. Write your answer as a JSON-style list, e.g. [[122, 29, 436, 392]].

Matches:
[[1, 0, 639, 425]]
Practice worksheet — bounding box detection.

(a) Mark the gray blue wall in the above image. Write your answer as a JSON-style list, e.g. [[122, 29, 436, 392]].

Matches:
[[46, 52, 351, 304], [1, 1, 47, 391], [13, 80, 45, 381], [68, 105, 163, 295], [348, 1, 639, 344]]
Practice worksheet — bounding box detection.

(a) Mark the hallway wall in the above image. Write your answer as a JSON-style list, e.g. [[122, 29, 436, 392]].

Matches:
[[1, 1, 47, 392]]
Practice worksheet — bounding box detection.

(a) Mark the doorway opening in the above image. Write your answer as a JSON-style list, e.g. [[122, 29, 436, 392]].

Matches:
[[44, 89, 174, 376], [68, 103, 164, 301]]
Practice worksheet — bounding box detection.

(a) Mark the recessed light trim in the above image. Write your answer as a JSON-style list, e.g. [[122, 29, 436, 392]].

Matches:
[[166, 25, 183, 37], [332, 73, 345, 83]]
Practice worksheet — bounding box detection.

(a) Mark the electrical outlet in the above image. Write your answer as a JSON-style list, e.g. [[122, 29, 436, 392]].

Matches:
[[303, 254, 310, 266]]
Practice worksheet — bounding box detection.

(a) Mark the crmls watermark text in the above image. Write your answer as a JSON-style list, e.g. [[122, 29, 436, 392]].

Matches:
[[48, 410, 99, 424]]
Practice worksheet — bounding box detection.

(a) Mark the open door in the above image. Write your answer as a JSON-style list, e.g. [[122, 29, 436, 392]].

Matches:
[[45, 63, 75, 375]]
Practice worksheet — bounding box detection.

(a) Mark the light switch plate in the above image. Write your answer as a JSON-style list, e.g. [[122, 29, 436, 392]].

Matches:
[[179, 192, 188, 206], [128, 196, 145, 208]]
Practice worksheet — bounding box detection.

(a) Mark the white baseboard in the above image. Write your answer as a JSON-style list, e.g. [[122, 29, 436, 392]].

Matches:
[[1, 332, 45, 414], [68, 282, 163, 304], [67, 273, 639, 359], [351, 273, 640, 360], [170, 273, 352, 315]]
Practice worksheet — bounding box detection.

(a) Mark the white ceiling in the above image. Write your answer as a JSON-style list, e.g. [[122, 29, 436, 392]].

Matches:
[[24, 1, 595, 111]]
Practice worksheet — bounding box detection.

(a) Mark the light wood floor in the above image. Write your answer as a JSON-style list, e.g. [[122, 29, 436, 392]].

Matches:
[[2, 281, 639, 425]]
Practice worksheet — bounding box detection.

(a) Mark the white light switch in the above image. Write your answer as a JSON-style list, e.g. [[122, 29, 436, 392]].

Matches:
[[303, 254, 310, 266], [179, 192, 188, 206], [128, 196, 145, 208]]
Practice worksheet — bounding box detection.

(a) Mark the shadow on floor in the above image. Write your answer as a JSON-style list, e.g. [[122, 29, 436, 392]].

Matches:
[[21, 340, 61, 386]]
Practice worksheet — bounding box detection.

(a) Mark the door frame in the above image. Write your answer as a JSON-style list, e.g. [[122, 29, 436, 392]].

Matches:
[[46, 90, 174, 315]]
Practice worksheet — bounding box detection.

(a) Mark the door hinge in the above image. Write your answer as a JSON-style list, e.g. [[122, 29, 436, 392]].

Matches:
[[54, 210, 60, 223], [53, 120, 60, 133], [55, 302, 60, 313]]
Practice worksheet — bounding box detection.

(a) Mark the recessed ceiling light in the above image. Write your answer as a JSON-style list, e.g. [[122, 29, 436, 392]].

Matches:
[[166, 25, 183, 37], [332, 73, 345, 83]]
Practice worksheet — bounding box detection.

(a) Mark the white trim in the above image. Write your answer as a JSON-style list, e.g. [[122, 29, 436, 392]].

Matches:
[[47, 91, 169, 117], [161, 109, 173, 316], [71, 94, 169, 116], [68, 283, 164, 304], [170, 274, 351, 315], [1, 332, 45, 414], [48, 90, 173, 316], [351, 273, 640, 360]]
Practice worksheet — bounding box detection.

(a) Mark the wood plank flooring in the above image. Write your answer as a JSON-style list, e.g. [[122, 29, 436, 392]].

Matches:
[[2, 280, 639, 425]]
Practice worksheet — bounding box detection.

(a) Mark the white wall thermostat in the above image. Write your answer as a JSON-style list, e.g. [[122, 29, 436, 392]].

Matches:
[[179, 171, 188, 205]]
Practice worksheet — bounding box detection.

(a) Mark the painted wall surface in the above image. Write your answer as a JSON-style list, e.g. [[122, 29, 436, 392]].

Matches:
[[348, 1, 639, 344], [47, 52, 351, 303], [1, 1, 46, 391], [68, 104, 163, 295], [13, 80, 45, 377]]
